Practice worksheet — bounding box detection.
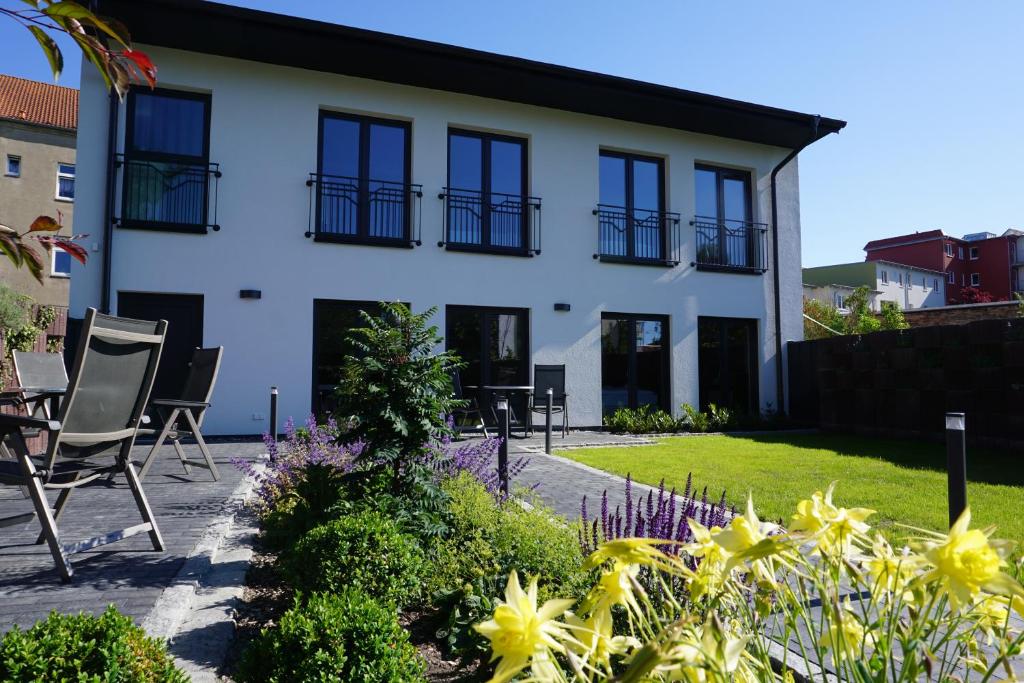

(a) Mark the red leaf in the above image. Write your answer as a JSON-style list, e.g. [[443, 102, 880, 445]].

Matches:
[[122, 49, 157, 88], [55, 238, 88, 265], [29, 215, 61, 232], [18, 243, 44, 283]]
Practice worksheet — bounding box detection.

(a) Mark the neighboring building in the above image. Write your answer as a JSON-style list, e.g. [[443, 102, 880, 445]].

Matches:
[[70, 0, 845, 435], [803, 260, 945, 311], [863, 229, 1023, 304], [0, 74, 78, 307], [802, 282, 878, 313]]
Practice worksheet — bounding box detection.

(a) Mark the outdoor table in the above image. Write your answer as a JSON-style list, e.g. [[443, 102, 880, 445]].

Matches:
[[464, 385, 534, 438]]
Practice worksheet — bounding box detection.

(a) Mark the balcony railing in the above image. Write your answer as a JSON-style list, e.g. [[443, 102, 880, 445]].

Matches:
[[306, 173, 422, 247], [592, 204, 681, 266], [438, 188, 542, 256], [691, 216, 769, 274], [115, 155, 221, 233]]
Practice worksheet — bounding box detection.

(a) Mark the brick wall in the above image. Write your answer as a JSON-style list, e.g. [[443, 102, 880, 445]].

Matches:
[[901, 301, 1020, 327]]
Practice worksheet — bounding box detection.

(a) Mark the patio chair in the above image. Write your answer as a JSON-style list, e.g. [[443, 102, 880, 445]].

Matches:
[[529, 364, 569, 438], [137, 346, 223, 481], [451, 370, 488, 437], [12, 351, 69, 420], [0, 308, 167, 582]]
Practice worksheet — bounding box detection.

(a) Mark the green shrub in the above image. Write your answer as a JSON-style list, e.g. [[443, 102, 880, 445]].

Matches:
[[427, 473, 591, 653], [237, 589, 426, 683], [283, 510, 424, 607], [604, 405, 678, 434], [680, 403, 710, 432], [0, 605, 186, 682]]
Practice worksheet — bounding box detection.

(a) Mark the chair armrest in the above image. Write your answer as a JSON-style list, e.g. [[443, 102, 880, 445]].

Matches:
[[0, 413, 60, 433], [150, 399, 211, 409]]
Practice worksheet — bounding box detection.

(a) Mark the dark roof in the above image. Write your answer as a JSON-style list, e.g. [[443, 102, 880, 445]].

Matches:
[[98, 0, 845, 149], [863, 230, 948, 252], [0, 74, 78, 130]]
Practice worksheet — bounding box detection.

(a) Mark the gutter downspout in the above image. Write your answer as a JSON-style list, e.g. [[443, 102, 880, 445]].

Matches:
[[770, 115, 829, 415], [101, 90, 118, 314]]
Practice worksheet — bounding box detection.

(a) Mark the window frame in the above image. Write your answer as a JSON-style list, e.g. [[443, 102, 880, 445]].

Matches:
[[5, 155, 20, 177], [445, 128, 530, 255], [595, 149, 669, 264], [971, 273, 980, 287], [55, 162, 75, 201], [315, 110, 413, 247], [948, 271, 955, 284], [969, 246, 979, 260], [958, 246, 964, 260], [693, 163, 758, 272], [880, 270, 888, 284], [50, 246, 71, 278], [945, 243, 954, 257], [122, 86, 213, 234]]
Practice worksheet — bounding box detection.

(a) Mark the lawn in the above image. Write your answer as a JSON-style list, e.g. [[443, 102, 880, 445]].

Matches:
[[560, 433, 1024, 547]]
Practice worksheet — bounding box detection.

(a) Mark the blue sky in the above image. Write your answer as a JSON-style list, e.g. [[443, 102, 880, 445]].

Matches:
[[2, 1, 1022, 267]]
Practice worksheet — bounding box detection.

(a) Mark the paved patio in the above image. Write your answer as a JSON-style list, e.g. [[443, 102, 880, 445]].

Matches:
[[0, 440, 265, 634]]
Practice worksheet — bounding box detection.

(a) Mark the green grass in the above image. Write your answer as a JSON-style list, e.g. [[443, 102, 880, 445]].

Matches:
[[560, 433, 1024, 547]]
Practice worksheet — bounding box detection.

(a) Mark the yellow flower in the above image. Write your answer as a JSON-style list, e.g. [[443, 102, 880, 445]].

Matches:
[[716, 496, 783, 583], [864, 534, 920, 603], [970, 595, 1016, 646], [684, 519, 731, 601], [921, 508, 1024, 611], [791, 489, 830, 536], [821, 598, 875, 662], [592, 561, 644, 616], [564, 607, 639, 673], [792, 483, 874, 557], [474, 571, 575, 683], [584, 537, 675, 572]]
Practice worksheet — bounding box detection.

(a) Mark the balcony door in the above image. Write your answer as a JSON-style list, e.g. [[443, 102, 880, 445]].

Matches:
[[694, 165, 755, 268], [118, 292, 203, 401], [445, 306, 529, 417], [598, 151, 665, 261], [601, 313, 669, 415], [698, 317, 758, 415], [317, 112, 410, 243]]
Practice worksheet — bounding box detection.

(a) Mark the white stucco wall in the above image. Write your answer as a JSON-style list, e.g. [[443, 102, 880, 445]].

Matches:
[[71, 47, 806, 434], [873, 262, 945, 310]]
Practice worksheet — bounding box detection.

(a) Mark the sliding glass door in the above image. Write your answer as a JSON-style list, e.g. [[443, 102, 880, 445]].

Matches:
[[601, 313, 669, 415], [697, 317, 758, 415], [446, 306, 530, 417]]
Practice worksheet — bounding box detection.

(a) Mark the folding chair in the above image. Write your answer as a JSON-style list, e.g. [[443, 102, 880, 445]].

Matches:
[[0, 308, 167, 582], [138, 347, 223, 481], [528, 364, 569, 438], [451, 370, 488, 437]]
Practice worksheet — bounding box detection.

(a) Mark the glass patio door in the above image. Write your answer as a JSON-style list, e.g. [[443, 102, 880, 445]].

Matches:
[[601, 314, 669, 415], [697, 317, 758, 415], [446, 306, 530, 419]]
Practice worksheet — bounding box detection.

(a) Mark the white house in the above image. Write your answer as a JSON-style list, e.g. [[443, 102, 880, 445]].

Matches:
[[69, 0, 845, 435], [803, 260, 946, 312]]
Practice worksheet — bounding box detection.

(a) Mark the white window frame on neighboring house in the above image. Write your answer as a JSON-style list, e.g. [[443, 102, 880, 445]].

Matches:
[[834, 292, 846, 310], [948, 271, 955, 284], [945, 243, 954, 257], [55, 162, 75, 201], [880, 270, 888, 284], [5, 155, 20, 177], [897, 272, 903, 286], [969, 246, 979, 260], [958, 246, 965, 260], [50, 246, 71, 278], [933, 278, 939, 290], [971, 273, 980, 287]]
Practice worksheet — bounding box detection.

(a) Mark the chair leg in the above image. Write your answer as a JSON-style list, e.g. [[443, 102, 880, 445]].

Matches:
[[35, 483, 75, 545], [11, 434, 72, 581], [183, 409, 219, 481], [123, 461, 164, 551], [139, 408, 179, 480], [172, 438, 193, 475]]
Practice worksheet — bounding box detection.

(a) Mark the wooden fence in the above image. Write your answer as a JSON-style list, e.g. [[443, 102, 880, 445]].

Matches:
[[789, 318, 1024, 449]]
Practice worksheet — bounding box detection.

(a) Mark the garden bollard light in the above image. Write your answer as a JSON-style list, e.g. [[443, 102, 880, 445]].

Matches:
[[545, 388, 553, 455], [497, 397, 509, 496], [945, 412, 967, 528], [270, 386, 279, 452]]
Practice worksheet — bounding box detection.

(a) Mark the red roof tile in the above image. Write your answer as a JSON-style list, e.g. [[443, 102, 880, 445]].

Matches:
[[0, 74, 78, 131]]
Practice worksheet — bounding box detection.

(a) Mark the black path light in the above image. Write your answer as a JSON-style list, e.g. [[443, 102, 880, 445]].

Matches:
[[945, 412, 967, 528], [497, 397, 510, 496]]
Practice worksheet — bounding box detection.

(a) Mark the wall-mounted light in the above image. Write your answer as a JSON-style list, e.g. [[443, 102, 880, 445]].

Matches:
[[239, 289, 262, 300], [553, 303, 571, 312]]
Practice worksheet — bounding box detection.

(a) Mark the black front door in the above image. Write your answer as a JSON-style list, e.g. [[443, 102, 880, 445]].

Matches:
[[445, 306, 529, 420], [601, 313, 669, 415], [698, 317, 758, 415], [311, 299, 386, 418], [118, 292, 203, 400]]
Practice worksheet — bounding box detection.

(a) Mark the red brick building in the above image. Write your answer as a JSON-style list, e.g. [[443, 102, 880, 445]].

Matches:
[[864, 229, 1024, 304]]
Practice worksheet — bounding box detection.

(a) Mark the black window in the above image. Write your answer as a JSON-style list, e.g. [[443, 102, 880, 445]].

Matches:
[[122, 88, 212, 232], [698, 317, 758, 415], [600, 313, 669, 414], [969, 246, 979, 260], [597, 151, 666, 261], [445, 129, 529, 253], [694, 164, 764, 272], [315, 112, 411, 244]]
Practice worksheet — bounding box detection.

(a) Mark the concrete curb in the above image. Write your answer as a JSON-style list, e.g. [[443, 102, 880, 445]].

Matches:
[[142, 456, 267, 681]]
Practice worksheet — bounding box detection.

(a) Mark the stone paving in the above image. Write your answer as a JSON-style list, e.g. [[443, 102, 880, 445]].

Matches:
[[0, 440, 265, 633]]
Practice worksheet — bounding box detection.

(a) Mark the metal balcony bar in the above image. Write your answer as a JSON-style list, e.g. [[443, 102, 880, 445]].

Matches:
[[114, 154, 221, 232], [437, 187, 542, 256], [691, 215, 769, 274], [592, 204, 681, 266], [306, 173, 422, 247]]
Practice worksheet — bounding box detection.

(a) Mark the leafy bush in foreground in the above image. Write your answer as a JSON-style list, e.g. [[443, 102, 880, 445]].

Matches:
[[238, 589, 426, 683], [283, 510, 424, 608], [0, 605, 186, 682]]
